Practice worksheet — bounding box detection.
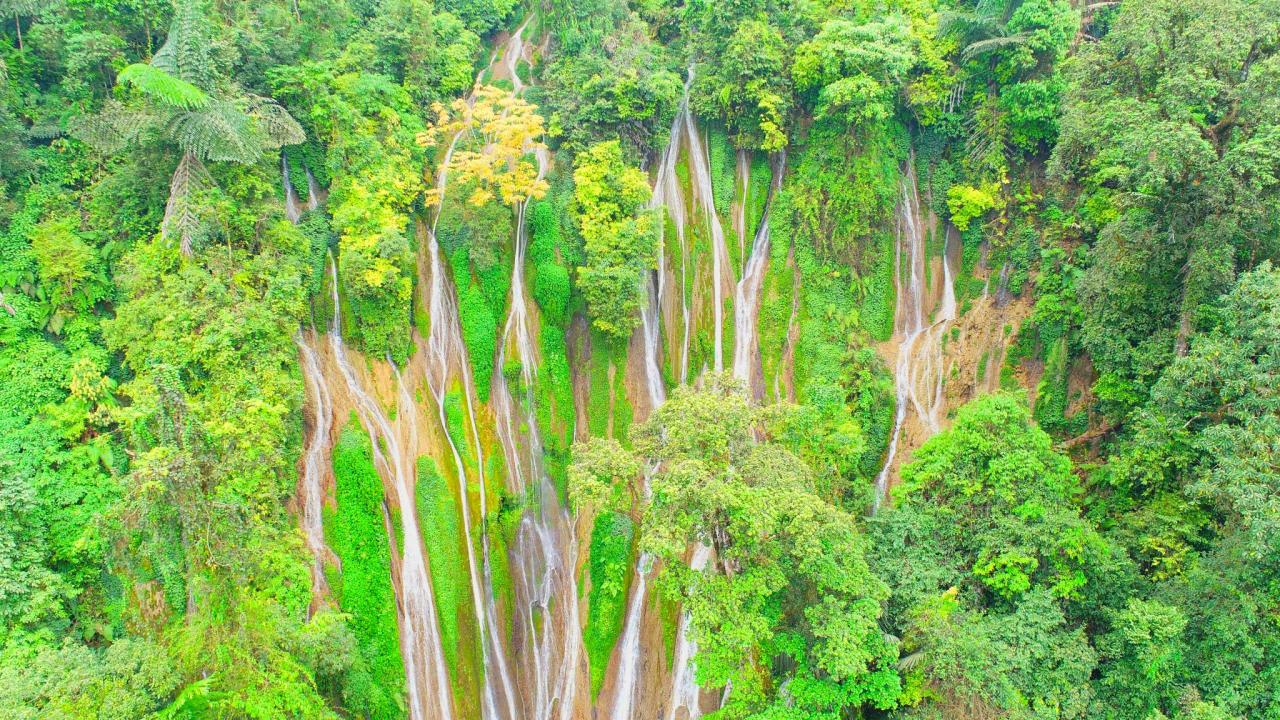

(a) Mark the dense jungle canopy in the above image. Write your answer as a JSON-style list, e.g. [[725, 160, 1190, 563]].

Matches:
[[0, 0, 1278, 719]]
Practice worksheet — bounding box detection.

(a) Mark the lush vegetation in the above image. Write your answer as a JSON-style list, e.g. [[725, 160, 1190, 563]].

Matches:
[[3, 0, 1279, 718]]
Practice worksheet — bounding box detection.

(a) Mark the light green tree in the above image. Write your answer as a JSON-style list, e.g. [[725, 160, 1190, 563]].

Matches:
[[571, 140, 655, 341]]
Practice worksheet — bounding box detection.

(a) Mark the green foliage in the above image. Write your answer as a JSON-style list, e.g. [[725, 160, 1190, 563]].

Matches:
[[581, 511, 634, 697], [871, 394, 1106, 719], [0, 638, 181, 719], [437, 0, 517, 35], [894, 393, 1105, 602], [688, 14, 791, 150], [633, 376, 902, 716], [1052, 0, 1280, 420], [7, 1, 1280, 717], [572, 140, 655, 340], [415, 457, 479, 695], [542, 13, 682, 157], [794, 15, 916, 127], [946, 182, 1001, 232], [328, 418, 405, 720], [457, 277, 499, 402]]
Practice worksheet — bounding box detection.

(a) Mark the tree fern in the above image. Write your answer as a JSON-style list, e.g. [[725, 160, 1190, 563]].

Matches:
[[170, 102, 262, 164], [117, 63, 210, 110], [245, 96, 305, 149], [67, 101, 155, 154], [962, 32, 1032, 61], [162, 151, 212, 256], [150, 0, 215, 89]]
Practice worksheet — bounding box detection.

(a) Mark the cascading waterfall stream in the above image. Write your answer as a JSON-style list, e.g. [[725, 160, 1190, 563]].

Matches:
[[417, 31, 535, 716], [666, 543, 713, 720], [289, 167, 337, 605], [731, 151, 784, 388], [734, 150, 749, 264], [873, 162, 956, 511], [680, 66, 732, 373], [650, 84, 692, 384], [326, 257, 455, 720], [296, 335, 336, 601], [282, 155, 304, 223], [484, 31, 586, 718]]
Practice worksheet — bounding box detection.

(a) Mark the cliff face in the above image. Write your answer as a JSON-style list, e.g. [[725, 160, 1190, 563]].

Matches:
[[290, 25, 1034, 720]]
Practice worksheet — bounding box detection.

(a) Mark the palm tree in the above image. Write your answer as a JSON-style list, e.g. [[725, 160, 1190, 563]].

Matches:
[[941, 0, 1033, 62], [70, 1, 303, 255]]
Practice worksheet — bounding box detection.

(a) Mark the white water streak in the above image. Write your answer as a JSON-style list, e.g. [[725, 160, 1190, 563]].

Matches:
[[650, 86, 691, 383], [326, 258, 454, 720], [420, 49, 523, 720], [282, 154, 303, 223], [680, 67, 731, 373], [486, 24, 585, 720], [296, 335, 335, 600], [666, 544, 713, 720], [731, 152, 784, 387], [873, 162, 956, 511]]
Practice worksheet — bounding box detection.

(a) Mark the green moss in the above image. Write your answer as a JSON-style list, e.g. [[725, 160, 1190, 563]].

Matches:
[[1033, 334, 1088, 437], [535, 324, 576, 501], [708, 126, 736, 221], [860, 229, 896, 342], [745, 151, 772, 239], [327, 415, 406, 720], [415, 457, 480, 695], [533, 262, 571, 326], [457, 281, 498, 402], [582, 512, 635, 698]]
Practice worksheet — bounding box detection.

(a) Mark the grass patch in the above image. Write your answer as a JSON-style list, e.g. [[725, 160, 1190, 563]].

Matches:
[[415, 456, 481, 703], [326, 415, 406, 720], [582, 511, 635, 698]]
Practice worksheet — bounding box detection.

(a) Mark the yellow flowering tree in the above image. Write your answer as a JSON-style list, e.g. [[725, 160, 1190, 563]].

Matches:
[[419, 84, 550, 208]]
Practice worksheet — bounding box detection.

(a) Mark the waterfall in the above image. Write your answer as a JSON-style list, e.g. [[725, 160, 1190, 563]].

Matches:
[[291, 162, 336, 605], [491, 30, 587, 719], [326, 257, 455, 720], [491, 159, 586, 720], [650, 88, 691, 384], [680, 67, 732, 373], [731, 151, 784, 389], [419, 63, 524, 720], [282, 154, 304, 223], [296, 335, 336, 602], [873, 162, 956, 511], [734, 150, 749, 265], [305, 168, 322, 211], [666, 543, 713, 720]]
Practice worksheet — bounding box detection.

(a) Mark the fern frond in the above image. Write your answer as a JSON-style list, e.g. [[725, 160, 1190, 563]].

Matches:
[[66, 102, 156, 154], [2, 0, 44, 16], [898, 650, 926, 671], [962, 32, 1032, 60], [169, 102, 262, 164], [245, 96, 305, 149], [151, 1, 215, 89], [28, 122, 64, 139], [162, 151, 213, 256], [938, 10, 998, 39], [118, 63, 210, 110]]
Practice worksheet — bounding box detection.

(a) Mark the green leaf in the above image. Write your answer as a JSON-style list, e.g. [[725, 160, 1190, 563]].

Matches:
[[117, 63, 210, 110]]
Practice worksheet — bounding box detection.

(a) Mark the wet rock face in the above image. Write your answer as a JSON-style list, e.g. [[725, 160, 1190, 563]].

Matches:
[[294, 27, 1035, 718]]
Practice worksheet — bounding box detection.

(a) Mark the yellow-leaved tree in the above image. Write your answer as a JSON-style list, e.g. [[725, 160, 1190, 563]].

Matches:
[[418, 84, 549, 207]]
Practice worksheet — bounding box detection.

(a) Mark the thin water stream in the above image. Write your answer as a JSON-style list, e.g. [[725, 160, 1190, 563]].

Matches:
[[326, 257, 455, 720], [873, 162, 956, 511], [680, 67, 732, 373], [731, 151, 784, 389]]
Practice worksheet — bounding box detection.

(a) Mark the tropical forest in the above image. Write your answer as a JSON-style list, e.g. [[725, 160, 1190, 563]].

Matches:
[[1, 0, 1278, 718]]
